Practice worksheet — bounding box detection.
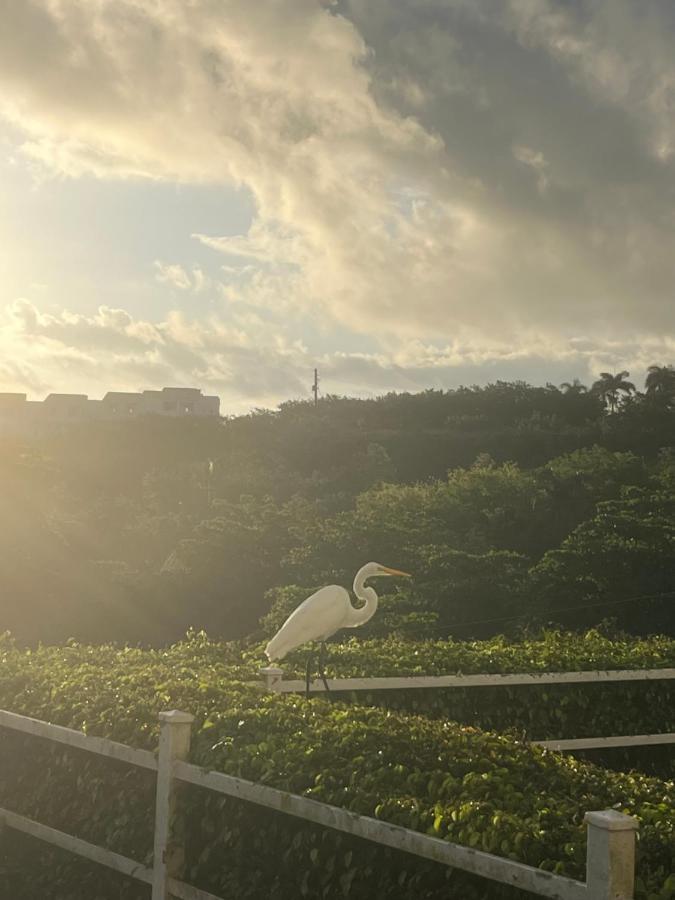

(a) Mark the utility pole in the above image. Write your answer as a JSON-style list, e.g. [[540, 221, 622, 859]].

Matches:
[[312, 368, 319, 407], [206, 459, 214, 507]]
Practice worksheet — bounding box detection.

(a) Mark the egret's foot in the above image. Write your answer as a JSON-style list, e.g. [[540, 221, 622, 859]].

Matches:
[[305, 653, 313, 699], [318, 641, 330, 694]]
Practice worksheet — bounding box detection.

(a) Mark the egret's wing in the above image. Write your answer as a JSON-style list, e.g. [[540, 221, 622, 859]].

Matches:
[[265, 585, 350, 660]]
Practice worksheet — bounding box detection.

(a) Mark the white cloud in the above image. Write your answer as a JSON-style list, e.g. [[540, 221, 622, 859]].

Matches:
[[154, 262, 192, 291], [1, 299, 307, 407], [1, 0, 675, 401], [0, 298, 669, 411], [154, 261, 209, 292], [513, 144, 549, 194]]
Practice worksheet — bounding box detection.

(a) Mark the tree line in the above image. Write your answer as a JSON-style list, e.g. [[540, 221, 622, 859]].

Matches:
[[2, 370, 675, 645]]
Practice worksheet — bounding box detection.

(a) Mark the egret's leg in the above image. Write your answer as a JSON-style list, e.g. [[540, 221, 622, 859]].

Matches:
[[318, 641, 330, 693], [305, 653, 313, 698]]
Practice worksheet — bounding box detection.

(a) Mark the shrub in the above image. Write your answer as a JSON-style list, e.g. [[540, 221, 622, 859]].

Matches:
[[0, 633, 673, 898]]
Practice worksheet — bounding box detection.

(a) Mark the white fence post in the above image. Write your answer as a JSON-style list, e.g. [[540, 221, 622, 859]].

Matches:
[[152, 710, 194, 900], [585, 810, 638, 900], [259, 666, 284, 692]]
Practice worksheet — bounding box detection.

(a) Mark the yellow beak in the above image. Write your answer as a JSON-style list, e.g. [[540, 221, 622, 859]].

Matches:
[[380, 566, 412, 577]]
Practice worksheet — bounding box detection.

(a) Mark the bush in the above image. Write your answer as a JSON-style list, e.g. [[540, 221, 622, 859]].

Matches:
[[0, 634, 673, 899], [254, 628, 675, 678], [250, 630, 675, 751]]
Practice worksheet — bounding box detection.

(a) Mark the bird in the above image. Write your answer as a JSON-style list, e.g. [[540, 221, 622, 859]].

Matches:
[[264, 562, 411, 694]]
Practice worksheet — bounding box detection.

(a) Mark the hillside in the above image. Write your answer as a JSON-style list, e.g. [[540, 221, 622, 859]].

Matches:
[[2, 381, 675, 645]]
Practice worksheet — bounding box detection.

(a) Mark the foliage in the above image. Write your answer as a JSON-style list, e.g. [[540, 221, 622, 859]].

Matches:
[[0, 633, 674, 899], [645, 365, 675, 405], [531, 489, 675, 632], [256, 628, 675, 679], [3, 380, 675, 644], [286, 461, 548, 586], [244, 629, 675, 777], [591, 372, 636, 414], [545, 445, 645, 506], [408, 547, 530, 635], [5, 382, 675, 894]]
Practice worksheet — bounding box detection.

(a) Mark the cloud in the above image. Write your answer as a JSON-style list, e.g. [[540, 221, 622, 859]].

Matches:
[[0, 298, 671, 412], [513, 145, 550, 194], [154, 262, 192, 291], [1, 299, 308, 407], [154, 261, 208, 292], [1, 0, 675, 393]]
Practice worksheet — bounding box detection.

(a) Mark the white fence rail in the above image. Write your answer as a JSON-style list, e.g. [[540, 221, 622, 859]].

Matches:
[[258, 666, 675, 753], [258, 665, 675, 693], [535, 733, 675, 751], [0, 707, 640, 899]]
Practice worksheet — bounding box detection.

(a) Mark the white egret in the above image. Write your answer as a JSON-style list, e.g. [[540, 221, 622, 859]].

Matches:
[[265, 562, 411, 693]]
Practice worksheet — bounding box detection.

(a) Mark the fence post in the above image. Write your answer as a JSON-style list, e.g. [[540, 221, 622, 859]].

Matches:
[[259, 666, 284, 692], [152, 710, 194, 900], [585, 810, 638, 900]]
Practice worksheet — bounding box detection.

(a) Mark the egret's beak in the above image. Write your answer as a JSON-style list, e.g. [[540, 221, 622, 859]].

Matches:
[[379, 566, 412, 577]]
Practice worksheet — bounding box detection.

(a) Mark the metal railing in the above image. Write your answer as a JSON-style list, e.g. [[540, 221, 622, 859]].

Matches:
[[0, 707, 640, 899]]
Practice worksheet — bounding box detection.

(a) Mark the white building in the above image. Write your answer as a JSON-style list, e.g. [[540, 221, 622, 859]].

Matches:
[[0, 387, 220, 433]]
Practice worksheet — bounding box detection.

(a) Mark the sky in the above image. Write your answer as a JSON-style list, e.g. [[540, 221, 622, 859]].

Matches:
[[2, 0, 675, 413]]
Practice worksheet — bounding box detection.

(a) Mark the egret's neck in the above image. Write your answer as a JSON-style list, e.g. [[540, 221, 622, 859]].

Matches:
[[347, 565, 378, 627]]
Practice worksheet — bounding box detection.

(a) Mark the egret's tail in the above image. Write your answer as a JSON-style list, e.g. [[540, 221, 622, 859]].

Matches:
[[265, 633, 290, 661]]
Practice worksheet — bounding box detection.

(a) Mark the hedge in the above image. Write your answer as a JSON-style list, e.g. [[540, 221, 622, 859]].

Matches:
[[246, 629, 675, 761], [248, 629, 675, 678], [0, 633, 674, 899]]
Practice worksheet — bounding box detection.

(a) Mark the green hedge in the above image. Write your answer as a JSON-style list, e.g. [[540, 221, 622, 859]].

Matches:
[[246, 630, 675, 756], [249, 629, 675, 678], [0, 634, 674, 899]]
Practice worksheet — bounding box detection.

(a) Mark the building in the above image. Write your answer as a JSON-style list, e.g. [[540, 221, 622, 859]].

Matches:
[[0, 387, 220, 434], [132, 387, 218, 418]]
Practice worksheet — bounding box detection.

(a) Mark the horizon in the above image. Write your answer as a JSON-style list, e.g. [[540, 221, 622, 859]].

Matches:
[[0, 366, 660, 413]]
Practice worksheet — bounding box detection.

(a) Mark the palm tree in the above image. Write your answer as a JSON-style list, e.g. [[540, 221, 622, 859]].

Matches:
[[559, 378, 588, 395], [645, 364, 675, 401], [591, 371, 635, 413]]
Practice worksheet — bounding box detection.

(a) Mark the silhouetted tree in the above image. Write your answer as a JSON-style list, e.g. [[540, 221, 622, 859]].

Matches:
[[591, 371, 635, 413], [645, 364, 675, 404], [560, 378, 588, 395]]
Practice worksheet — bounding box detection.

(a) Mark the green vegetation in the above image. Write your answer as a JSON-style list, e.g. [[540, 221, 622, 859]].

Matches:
[[260, 630, 675, 767], [0, 634, 674, 899], [253, 628, 675, 678], [3, 379, 675, 645], [3, 380, 675, 896]]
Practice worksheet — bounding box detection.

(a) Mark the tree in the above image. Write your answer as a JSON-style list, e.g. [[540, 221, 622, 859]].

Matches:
[[591, 371, 635, 413], [529, 487, 675, 633], [285, 461, 550, 592], [645, 364, 675, 404], [541, 445, 646, 547], [559, 378, 588, 395]]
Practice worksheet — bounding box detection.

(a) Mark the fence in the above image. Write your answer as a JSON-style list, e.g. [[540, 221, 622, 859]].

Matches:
[[258, 665, 675, 752], [0, 706, 639, 900]]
